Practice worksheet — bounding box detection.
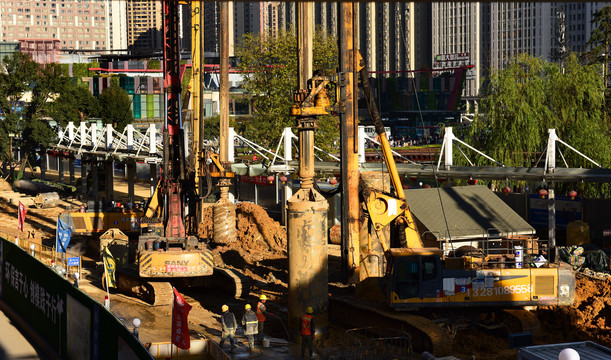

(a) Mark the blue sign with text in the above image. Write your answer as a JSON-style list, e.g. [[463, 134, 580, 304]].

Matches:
[[67, 257, 79, 267]]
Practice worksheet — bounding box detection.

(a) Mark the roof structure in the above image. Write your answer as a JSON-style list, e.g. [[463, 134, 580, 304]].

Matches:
[[404, 185, 535, 241]]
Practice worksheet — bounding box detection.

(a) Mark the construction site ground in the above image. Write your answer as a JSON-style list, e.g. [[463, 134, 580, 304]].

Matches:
[[1, 169, 611, 360]]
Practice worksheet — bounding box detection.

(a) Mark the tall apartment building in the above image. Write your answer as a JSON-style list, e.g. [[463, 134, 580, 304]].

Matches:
[[261, 1, 280, 39], [432, 3, 485, 100], [279, 2, 431, 76], [109, 0, 127, 51], [278, 2, 296, 33], [126, 0, 162, 51], [0, 0, 109, 52], [357, 2, 431, 74], [562, 2, 610, 54], [314, 2, 337, 39], [234, 2, 261, 43], [204, 1, 234, 55]]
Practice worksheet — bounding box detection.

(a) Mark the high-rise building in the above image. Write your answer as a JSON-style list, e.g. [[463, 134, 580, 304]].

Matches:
[[0, 0, 109, 52], [234, 2, 261, 43], [262, 1, 280, 39], [358, 3, 431, 74], [126, 0, 162, 51], [432, 3, 484, 100], [278, 2, 296, 33], [314, 2, 337, 39], [108, 0, 127, 51]]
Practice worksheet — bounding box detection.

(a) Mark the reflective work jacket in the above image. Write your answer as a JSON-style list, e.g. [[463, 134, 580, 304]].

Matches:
[[221, 312, 237, 333], [242, 310, 259, 335], [300, 314, 314, 336], [256, 301, 267, 322]]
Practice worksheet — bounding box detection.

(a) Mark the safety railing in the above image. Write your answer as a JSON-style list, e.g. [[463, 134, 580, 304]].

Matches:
[[0, 229, 81, 274], [340, 326, 417, 360]]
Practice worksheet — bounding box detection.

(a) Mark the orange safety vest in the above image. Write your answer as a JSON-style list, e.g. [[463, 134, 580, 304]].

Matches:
[[300, 314, 313, 336], [256, 301, 266, 322]]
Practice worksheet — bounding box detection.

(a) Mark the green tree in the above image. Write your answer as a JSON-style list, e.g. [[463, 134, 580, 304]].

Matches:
[[586, 5, 611, 125], [50, 81, 100, 126], [234, 27, 339, 151], [457, 53, 611, 198], [99, 85, 134, 132], [0, 52, 68, 176], [203, 115, 220, 140]]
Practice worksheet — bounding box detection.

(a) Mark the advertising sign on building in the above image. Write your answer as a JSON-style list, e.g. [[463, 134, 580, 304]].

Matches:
[[435, 52, 470, 62]]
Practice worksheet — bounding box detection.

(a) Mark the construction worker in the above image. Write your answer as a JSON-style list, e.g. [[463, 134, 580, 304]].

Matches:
[[219, 305, 237, 352], [300, 307, 315, 359], [242, 304, 258, 351], [256, 294, 274, 342]]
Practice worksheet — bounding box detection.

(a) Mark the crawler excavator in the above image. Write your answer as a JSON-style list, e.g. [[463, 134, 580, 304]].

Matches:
[[330, 52, 576, 356]]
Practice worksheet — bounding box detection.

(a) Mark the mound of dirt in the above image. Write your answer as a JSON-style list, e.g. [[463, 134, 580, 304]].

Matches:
[[199, 201, 287, 269], [0, 179, 13, 191], [536, 271, 611, 347]]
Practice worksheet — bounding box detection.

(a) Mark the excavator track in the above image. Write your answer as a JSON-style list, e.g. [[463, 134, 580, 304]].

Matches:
[[115, 270, 174, 306], [329, 296, 453, 357], [111, 266, 250, 305], [503, 309, 543, 338], [210, 266, 251, 299]]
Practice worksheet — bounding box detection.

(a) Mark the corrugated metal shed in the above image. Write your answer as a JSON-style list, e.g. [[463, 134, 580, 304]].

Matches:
[[404, 185, 535, 241], [518, 341, 611, 360]]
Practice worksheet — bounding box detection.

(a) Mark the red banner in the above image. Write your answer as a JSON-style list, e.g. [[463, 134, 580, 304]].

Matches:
[[17, 201, 27, 231], [172, 287, 192, 350]]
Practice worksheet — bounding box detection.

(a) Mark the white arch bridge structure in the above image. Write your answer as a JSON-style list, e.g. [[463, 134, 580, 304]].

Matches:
[[49, 121, 611, 204]]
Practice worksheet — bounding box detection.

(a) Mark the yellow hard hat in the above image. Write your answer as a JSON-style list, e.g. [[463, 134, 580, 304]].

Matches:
[[260, 294, 267, 301], [306, 307, 313, 314], [222, 305, 229, 312], [245, 304, 252, 310]]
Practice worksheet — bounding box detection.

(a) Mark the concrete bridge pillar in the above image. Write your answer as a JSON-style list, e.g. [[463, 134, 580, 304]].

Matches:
[[127, 159, 136, 204], [40, 149, 46, 181], [92, 160, 99, 201], [58, 156, 64, 183], [69, 157, 75, 185], [105, 158, 114, 202], [80, 156, 88, 195]]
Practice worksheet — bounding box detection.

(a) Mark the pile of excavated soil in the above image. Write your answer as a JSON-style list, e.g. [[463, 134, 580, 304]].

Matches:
[[0, 179, 13, 191], [450, 272, 611, 360], [199, 202, 288, 284], [536, 272, 611, 346]]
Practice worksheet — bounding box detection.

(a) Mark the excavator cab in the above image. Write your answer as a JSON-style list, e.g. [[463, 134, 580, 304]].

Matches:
[[389, 254, 443, 301]]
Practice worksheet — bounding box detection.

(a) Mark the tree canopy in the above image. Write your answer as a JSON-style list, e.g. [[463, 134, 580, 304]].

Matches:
[[49, 81, 100, 127], [234, 27, 339, 152], [99, 85, 134, 132], [0, 52, 67, 172], [457, 53, 611, 197], [586, 5, 611, 126]]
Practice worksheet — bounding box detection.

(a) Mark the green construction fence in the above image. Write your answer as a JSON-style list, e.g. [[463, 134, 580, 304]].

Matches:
[[0, 237, 154, 360]]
